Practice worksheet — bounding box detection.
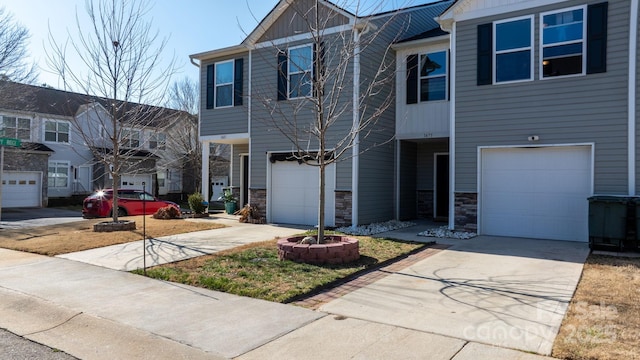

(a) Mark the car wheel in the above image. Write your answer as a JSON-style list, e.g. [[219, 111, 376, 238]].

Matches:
[[117, 207, 127, 217]]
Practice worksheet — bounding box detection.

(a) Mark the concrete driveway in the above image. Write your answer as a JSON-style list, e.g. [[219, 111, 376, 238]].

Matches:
[[319, 235, 589, 355], [0, 207, 83, 229]]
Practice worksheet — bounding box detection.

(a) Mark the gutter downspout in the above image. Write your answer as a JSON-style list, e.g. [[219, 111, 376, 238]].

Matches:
[[437, 18, 456, 231], [629, 0, 638, 196], [189, 57, 209, 201], [248, 50, 253, 203], [351, 27, 361, 229]]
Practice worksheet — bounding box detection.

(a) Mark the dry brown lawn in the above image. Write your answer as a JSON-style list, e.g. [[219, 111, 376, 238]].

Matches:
[[552, 255, 640, 360], [0, 216, 225, 256]]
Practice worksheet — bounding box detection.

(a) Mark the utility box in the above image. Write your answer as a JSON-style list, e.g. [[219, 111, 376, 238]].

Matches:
[[211, 176, 228, 202], [588, 196, 628, 251]]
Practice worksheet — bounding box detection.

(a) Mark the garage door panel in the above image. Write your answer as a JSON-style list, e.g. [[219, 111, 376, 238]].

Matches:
[[481, 146, 590, 242], [1, 172, 41, 208], [271, 162, 335, 226]]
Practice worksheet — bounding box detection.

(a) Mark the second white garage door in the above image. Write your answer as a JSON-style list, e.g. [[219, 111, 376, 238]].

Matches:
[[480, 146, 591, 242], [1, 171, 41, 208], [270, 161, 335, 226]]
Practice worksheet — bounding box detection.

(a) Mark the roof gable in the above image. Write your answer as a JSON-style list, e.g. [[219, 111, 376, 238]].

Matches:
[[244, 0, 354, 46]]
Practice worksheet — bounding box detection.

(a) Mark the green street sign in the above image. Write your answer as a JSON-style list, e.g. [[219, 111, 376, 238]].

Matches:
[[0, 138, 21, 147]]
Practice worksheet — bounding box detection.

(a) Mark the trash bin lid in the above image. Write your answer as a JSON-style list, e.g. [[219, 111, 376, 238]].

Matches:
[[588, 195, 630, 203]]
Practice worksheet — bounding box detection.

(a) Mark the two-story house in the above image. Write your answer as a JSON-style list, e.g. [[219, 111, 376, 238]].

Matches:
[[191, 0, 454, 227], [0, 81, 191, 208], [436, 0, 638, 243]]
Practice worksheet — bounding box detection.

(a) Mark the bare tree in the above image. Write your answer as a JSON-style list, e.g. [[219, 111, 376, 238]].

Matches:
[[254, 0, 406, 242], [166, 77, 230, 196], [0, 7, 37, 83], [47, 0, 176, 223]]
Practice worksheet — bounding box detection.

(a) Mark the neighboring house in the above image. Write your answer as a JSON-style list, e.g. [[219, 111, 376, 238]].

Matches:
[[0, 81, 192, 208], [436, 0, 638, 243], [191, 0, 454, 227]]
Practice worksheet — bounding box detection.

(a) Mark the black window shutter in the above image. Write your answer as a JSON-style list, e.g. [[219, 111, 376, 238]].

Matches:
[[206, 64, 214, 109], [586, 2, 608, 74], [277, 52, 288, 101], [406, 54, 418, 104], [477, 23, 493, 85], [234, 58, 244, 106]]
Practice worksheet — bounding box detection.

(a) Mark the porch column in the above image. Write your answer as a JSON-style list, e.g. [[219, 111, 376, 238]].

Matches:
[[201, 142, 210, 201]]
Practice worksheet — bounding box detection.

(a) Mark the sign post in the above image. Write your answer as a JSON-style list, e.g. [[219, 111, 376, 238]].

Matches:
[[0, 138, 23, 225]]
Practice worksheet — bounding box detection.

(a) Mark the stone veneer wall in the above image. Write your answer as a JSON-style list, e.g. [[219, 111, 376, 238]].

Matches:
[[249, 188, 267, 220], [417, 190, 434, 219], [334, 191, 352, 227], [454, 192, 477, 232]]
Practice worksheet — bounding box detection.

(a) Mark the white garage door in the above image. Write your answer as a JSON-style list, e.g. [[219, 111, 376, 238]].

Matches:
[[270, 161, 335, 226], [1, 172, 41, 208], [480, 146, 591, 242], [120, 174, 153, 191]]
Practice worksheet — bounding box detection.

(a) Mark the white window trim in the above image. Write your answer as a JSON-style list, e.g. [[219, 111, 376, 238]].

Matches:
[[493, 15, 535, 85], [0, 115, 32, 141], [288, 43, 313, 100], [214, 59, 234, 109], [149, 132, 167, 150], [419, 49, 449, 103], [48, 160, 71, 189], [43, 119, 71, 144], [122, 128, 140, 148], [539, 5, 587, 80]]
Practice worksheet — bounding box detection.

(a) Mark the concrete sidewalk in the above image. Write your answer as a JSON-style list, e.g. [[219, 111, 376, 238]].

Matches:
[[0, 248, 323, 359], [56, 215, 307, 271]]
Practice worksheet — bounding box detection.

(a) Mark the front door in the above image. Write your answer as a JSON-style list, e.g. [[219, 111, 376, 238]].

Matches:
[[434, 153, 449, 221]]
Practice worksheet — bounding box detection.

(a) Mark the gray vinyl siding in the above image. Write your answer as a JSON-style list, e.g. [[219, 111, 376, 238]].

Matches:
[[455, 0, 630, 194], [249, 36, 354, 190], [199, 53, 249, 137], [257, 0, 350, 43], [637, 2, 640, 195], [231, 143, 248, 188], [356, 14, 403, 224]]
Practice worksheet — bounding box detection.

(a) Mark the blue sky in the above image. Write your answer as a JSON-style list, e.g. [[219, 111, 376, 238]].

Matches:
[[5, 0, 440, 93]]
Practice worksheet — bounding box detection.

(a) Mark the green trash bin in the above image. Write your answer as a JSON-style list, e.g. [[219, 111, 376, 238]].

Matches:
[[588, 196, 628, 251]]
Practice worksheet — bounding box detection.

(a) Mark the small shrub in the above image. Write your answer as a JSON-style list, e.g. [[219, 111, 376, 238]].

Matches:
[[188, 192, 206, 214], [152, 206, 182, 220]]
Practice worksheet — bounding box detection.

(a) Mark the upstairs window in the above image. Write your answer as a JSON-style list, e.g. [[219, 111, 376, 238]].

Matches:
[[494, 16, 533, 83], [44, 120, 70, 143], [149, 132, 166, 150], [206, 58, 244, 109], [420, 51, 447, 101], [288, 44, 313, 99], [477, 3, 607, 85], [48, 161, 69, 188], [215, 60, 234, 108], [1, 116, 30, 140], [122, 129, 140, 148], [541, 6, 586, 78]]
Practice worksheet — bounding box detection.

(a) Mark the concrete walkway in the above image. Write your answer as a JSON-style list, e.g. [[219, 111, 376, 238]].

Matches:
[[0, 215, 582, 359], [57, 215, 307, 271]]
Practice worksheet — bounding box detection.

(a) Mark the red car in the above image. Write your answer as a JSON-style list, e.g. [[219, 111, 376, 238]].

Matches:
[[82, 189, 180, 218]]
